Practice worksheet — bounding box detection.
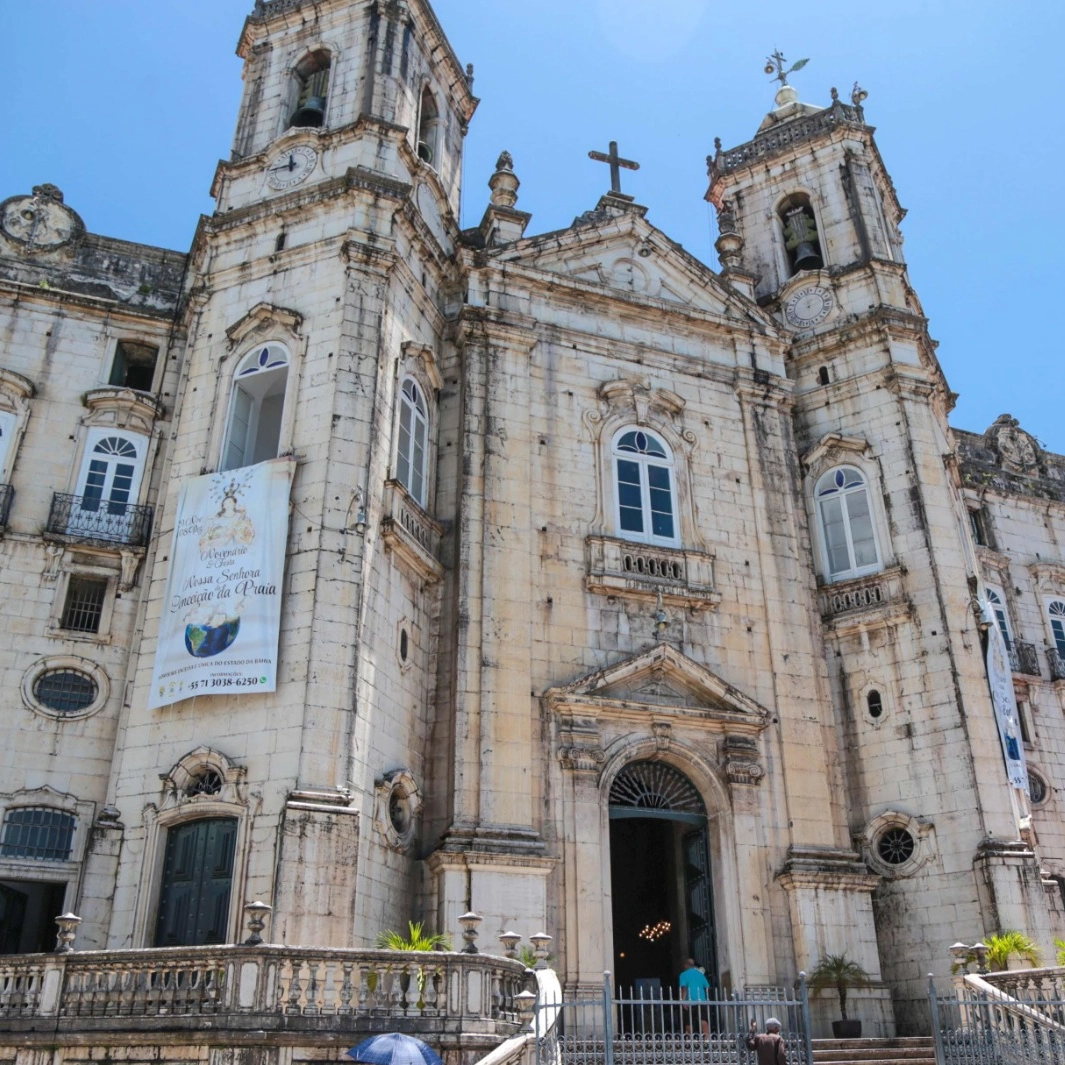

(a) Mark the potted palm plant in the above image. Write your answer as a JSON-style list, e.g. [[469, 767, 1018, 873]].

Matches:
[[983, 930, 1041, 971], [807, 953, 872, 1038]]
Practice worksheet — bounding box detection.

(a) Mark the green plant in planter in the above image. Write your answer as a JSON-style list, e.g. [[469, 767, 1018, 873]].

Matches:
[[806, 953, 872, 1021], [1055, 938, 1065, 966], [983, 931, 1041, 971], [376, 921, 452, 951]]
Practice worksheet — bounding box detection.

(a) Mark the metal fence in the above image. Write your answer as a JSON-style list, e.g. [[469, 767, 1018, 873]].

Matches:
[[930, 976, 1065, 1064], [535, 973, 813, 1065]]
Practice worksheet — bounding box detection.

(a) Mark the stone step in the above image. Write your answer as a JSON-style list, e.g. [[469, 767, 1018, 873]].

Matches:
[[811, 1036, 936, 1065]]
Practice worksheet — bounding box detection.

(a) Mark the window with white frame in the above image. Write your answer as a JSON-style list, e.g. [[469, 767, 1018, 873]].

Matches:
[[417, 87, 442, 165], [395, 377, 429, 506], [0, 410, 15, 479], [221, 344, 289, 472], [612, 429, 678, 546], [1048, 600, 1065, 659], [986, 586, 1014, 651], [68, 430, 148, 543], [815, 465, 881, 581]]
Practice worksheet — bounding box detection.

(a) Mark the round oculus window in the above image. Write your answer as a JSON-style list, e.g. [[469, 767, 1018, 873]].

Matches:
[[1029, 772, 1048, 805], [877, 826, 916, 866], [33, 669, 98, 715]]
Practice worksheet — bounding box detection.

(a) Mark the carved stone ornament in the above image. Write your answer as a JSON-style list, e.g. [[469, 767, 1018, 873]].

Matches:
[[159, 747, 248, 812], [721, 734, 765, 787], [988, 414, 1040, 473], [0, 188, 84, 249], [559, 745, 606, 773], [374, 768, 422, 852]]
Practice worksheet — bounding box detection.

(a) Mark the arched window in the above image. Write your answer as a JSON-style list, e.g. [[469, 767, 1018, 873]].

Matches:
[[612, 429, 678, 546], [68, 429, 148, 541], [290, 50, 331, 128], [395, 377, 429, 506], [779, 193, 823, 274], [986, 587, 1013, 651], [417, 87, 442, 166], [221, 344, 289, 471], [1048, 600, 1065, 659], [815, 465, 881, 580]]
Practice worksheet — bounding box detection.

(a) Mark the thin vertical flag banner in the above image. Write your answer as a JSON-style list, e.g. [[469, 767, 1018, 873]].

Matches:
[[981, 597, 1030, 796], [149, 458, 295, 710]]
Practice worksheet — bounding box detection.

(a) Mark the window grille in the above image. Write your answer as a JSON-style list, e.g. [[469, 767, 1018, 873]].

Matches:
[[877, 827, 915, 865], [610, 761, 705, 817], [0, 807, 75, 861], [61, 577, 107, 633], [33, 669, 98, 714]]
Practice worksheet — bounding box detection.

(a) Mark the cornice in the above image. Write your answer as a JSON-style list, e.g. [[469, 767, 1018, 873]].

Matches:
[[0, 278, 178, 323]]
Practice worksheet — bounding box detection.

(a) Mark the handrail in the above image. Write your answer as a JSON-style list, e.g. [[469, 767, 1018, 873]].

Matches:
[[963, 972, 1065, 1033]]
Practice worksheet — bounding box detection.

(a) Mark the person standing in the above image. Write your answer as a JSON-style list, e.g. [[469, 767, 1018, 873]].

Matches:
[[746, 1018, 788, 1064], [678, 958, 710, 1035]]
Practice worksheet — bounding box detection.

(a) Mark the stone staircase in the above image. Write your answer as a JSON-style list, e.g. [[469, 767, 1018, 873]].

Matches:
[[811, 1037, 936, 1065]]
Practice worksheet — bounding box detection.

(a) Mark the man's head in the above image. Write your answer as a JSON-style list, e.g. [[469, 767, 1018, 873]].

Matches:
[[684, 958, 697, 969], [765, 1018, 781, 1033]]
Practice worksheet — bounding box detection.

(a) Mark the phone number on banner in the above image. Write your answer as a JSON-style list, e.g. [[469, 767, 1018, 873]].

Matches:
[[187, 675, 268, 692]]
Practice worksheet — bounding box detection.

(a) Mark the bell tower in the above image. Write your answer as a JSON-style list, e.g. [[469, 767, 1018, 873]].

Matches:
[[106, 0, 479, 953], [708, 63, 1059, 1030], [217, 0, 476, 216]]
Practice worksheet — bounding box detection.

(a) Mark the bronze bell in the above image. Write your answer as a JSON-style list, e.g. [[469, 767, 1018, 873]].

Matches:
[[792, 241, 824, 271], [290, 95, 326, 128]]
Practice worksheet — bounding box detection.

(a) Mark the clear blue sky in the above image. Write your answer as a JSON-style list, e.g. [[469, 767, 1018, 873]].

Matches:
[[2, 1, 1062, 450]]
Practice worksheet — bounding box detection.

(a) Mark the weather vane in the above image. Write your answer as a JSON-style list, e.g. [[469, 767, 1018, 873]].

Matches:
[[764, 50, 809, 87]]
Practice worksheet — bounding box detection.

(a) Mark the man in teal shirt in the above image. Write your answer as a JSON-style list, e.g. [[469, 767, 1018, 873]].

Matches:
[[679, 957, 710, 1035]]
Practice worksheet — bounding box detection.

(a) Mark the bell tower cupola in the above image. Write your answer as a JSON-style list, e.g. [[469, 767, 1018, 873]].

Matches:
[[707, 56, 905, 305], [219, 0, 477, 217]]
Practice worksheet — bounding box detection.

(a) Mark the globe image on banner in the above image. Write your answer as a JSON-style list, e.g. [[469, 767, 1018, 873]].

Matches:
[[184, 616, 241, 658]]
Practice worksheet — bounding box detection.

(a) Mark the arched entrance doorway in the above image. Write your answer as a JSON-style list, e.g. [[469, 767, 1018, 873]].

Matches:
[[609, 761, 716, 994]]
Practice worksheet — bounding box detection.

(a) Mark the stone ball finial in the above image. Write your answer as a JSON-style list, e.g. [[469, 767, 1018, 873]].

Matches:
[[830, 86, 839, 102], [489, 151, 520, 209]]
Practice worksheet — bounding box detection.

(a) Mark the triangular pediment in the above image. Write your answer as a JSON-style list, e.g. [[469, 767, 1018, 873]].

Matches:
[[489, 204, 776, 331], [545, 644, 770, 730]]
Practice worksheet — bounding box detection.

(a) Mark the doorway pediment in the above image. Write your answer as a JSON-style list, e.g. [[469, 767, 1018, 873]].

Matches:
[[544, 644, 770, 733]]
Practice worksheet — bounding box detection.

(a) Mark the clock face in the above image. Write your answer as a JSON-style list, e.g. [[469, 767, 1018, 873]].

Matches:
[[265, 145, 318, 190], [785, 286, 834, 328], [0, 194, 81, 249]]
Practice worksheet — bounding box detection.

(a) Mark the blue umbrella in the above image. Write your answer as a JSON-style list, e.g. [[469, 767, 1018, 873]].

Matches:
[[347, 1034, 443, 1065]]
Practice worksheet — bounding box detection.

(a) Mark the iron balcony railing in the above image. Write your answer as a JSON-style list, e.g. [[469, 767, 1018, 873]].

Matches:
[[1009, 640, 1042, 677], [46, 493, 152, 549], [1048, 648, 1065, 683], [0, 484, 12, 528]]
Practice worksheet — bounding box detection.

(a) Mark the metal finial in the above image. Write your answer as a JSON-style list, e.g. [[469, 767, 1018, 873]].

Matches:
[[851, 82, 869, 106], [764, 50, 809, 87]]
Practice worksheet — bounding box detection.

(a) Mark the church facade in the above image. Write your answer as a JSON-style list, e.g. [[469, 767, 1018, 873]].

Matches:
[[1, 0, 1064, 1040]]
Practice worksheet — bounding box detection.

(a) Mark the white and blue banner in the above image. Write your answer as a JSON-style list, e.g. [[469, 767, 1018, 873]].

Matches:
[[981, 597, 1030, 796], [148, 458, 295, 710]]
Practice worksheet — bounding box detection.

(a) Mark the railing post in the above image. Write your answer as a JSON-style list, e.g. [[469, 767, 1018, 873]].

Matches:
[[928, 974, 946, 1065], [602, 970, 615, 1065], [798, 971, 814, 1065]]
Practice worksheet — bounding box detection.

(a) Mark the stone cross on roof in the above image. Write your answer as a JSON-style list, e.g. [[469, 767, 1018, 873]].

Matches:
[[588, 141, 640, 197]]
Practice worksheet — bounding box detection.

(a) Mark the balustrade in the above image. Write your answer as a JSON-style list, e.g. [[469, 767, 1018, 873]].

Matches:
[[46, 492, 153, 548], [1009, 640, 1041, 677], [0, 947, 529, 1034]]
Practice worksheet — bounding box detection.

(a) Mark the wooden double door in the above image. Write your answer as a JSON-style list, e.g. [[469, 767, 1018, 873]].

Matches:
[[154, 818, 237, 947]]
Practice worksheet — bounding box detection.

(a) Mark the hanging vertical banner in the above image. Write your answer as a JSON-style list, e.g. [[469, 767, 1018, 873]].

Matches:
[[981, 597, 1030, 796], [148, 458, 295, 710]]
